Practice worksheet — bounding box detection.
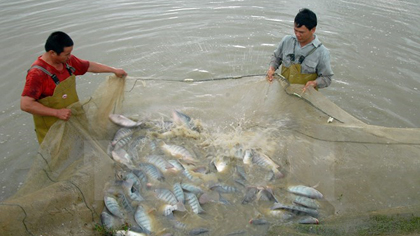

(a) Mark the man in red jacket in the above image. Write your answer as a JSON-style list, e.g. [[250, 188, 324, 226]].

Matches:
[[21, 31, 127, 144]]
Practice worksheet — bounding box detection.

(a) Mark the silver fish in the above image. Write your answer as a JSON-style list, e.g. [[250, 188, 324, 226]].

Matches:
[[182, 167, 200, 182], [100, 211, 123, 230], [298, 216, 319, 224], [209, 183, 238, 193], [235, 165, 248, 181], [172, 110, 193, 129], [211, 156, 230, 172], [250, 150, 283, 179], [121, 179, 145, 203], [154, 188, 179, 205], [114, 136, 133, 150], [161, 204, 176, 217], [271, 203, 319, 217], [173, 182, 185, 204], [124, 172, 142, 190], [104, 195, 124, 218], [181, 182, 204, 194], [117, 192, 134, 213], [145, 154, 175, 172], [161, 143, 197, 164], [185, 192, 205, 214], [134, 205, 152, 234], [154, 188, 186, 212], [256, 187, 278, 202], [189, 228, 210, 235], [293, 196, 320, 209], [109, 114, 143, 128], [112, 148, 134, 167], [132, 169, 148, 186], [243, 149, 252, 165], [242, 187, 259, 204], [139, 163, 165, 182], [288, 185, 323, 199], [115, 230, 147, 236], [112, 127, 135, 146], [168, 159, 185, 171]]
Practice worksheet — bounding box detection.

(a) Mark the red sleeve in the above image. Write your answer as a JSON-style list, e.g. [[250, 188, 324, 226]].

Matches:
[[67, 55, 89, 75], [21, 67, 49, 100]]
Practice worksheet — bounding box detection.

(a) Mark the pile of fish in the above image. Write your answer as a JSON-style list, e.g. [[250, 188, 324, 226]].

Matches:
[[101, 110, 324, 236]]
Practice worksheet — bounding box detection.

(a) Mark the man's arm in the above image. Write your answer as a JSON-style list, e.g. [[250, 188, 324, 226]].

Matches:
[[87, 61, 127, 78], [20, 96, 72, 121]]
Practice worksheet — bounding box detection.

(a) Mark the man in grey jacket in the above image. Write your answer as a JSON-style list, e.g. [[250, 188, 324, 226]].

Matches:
[[267, 8, 333, 92]]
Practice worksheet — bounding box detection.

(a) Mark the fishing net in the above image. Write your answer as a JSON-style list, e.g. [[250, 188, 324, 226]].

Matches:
[[1, 74, 419, 236]]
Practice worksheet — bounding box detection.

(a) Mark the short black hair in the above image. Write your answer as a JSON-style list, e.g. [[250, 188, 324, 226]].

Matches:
[[44, 31, 74, 54], [294, 8, 317, 30]]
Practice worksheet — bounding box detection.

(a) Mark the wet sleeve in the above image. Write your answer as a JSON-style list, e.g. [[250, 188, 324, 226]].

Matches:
[[269, 36, 288, 70], [21, 69, 47, 100], [68, 55, 90, 76], [316, 48, 334, 88]]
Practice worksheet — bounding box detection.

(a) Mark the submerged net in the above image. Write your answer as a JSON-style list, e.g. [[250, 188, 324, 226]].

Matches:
[[1, 75, 419, 236]]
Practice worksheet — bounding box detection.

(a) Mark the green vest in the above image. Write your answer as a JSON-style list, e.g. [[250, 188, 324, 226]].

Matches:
[[281, 41, 321, 86], [30, 65, 79, 144], [281, 64, 317, 85]]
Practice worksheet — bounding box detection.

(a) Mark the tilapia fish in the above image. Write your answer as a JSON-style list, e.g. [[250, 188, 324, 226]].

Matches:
[[250, 150, 284, 179], [161, 143, 197, 164], [271, 203, 319, 217], [293, 196, 320, 209], [211, 156, 230, 172], [134, 205, 153, 234], [115, 230, 146, 236], [112, 148, 134, 167], [104, 195, 125, 218], [109, 114, 143, 128], [112, 127, 136, 146], [172, 110, 193, 129], [288, 185, 323, 199]]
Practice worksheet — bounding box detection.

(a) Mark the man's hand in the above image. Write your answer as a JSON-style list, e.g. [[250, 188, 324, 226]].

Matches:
[[303, 80, 317, 93], [55, 108, 72, 121], [266, 67, 275, 82], [114, 68, 127, 78]]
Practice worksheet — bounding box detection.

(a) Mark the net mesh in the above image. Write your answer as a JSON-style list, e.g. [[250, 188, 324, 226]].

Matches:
[[1, 75, 419, 236]]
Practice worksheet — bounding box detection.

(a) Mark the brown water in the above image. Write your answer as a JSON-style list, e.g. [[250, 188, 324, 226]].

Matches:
[[0, 0, 419, 223]]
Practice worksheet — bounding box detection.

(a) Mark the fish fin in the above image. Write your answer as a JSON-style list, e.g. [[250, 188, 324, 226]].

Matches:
[[272, 168, 284, 179], [175, 202, 186, 212]]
